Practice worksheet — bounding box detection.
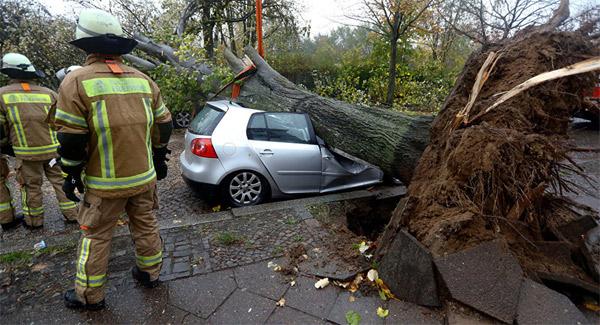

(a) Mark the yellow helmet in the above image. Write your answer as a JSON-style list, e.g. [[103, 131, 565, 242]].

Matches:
[[0, 53, 45, 79], [70, 8, 137, 55]]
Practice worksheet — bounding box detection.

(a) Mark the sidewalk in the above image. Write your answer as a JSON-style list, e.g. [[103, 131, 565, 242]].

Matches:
[[1, 187, 451, 324]]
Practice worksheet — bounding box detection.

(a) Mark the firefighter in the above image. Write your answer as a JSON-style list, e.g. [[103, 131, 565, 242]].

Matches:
[[57, 8, 172, 310], [0, 53, 78, 229], [0, 148, 21, 231]]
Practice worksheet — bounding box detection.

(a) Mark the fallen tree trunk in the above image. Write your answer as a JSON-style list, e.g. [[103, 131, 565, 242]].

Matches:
[[223, 47, 433, 183]]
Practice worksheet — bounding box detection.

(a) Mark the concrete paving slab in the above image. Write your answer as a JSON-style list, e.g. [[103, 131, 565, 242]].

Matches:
[[327, 291, 384, 325], [168, 269, 237, 318], [182, 312, 207, 324], [284, 275, 340, 319], [266, 306, 327, 325], [435, 240, 523, 323], [516, 279, 589, 325], [233, 258, 289, 300], [208, 289, 276, 324], [378, 230, 440, 306], [386, 299, 444, 325]]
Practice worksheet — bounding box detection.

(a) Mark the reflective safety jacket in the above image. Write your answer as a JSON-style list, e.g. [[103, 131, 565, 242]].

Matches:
[[55, 55, 172, 198], [0, 81, 59, 161]]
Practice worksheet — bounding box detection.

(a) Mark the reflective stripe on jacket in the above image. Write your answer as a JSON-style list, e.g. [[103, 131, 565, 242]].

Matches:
[[0, 81, 59, 161], [54, 54, 172, 198]]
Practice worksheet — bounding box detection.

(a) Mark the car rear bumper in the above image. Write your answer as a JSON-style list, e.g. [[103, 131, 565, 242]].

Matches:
[[180, 151, 226, 185]]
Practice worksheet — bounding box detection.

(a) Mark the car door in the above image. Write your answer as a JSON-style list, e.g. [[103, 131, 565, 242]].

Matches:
[[247, 112, 322, 194]]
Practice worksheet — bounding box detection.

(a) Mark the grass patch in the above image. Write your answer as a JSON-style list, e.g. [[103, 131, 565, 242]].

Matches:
[[293, 235, 304, 242], [0, 251, 33, 265], [273, 245, 284, 255], [284, 217, 299, 225], [216, 232, 245, 246]]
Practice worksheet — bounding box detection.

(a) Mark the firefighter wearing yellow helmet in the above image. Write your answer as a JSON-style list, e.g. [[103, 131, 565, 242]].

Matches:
[[57, 9, 172, 310], [0, 53, 78, 231]]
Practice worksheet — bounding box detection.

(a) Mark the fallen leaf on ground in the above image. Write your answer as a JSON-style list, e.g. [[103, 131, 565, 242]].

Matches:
[[276, 298, 286, 307], [116, 219, 128, 226], [345, 310, 361, 325], [358, 241, 369, 254], [314, 277, 330, 289], [367, 269, 378, 282], [212, 205, 221, 212], [31, 263, 48, 272], [349, 274, 364, 293], [267, 261, 278, 269], [348, 295, 356, 302], [378, 290, 387, 301], [290, 280, 296, 286], [377, 307, 389, 318], [584, 303, 600, 312], [302, 254, 309, 259]]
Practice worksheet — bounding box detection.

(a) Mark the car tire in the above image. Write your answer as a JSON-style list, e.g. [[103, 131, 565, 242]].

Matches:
[[220, 171, 269, 207], [174, 111, 191, 128]]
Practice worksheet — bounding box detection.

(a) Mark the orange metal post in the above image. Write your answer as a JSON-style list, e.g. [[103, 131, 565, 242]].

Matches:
[[256, 0, 265, 57]]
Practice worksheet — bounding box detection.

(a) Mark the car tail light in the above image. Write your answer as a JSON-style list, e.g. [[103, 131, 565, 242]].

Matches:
[[191, 138, 218, 158]]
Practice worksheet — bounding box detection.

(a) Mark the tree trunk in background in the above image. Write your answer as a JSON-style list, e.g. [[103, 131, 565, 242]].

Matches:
[[225, 46, 433, 184], [385, 12, 401, 106], [202, 4, 215, 58]]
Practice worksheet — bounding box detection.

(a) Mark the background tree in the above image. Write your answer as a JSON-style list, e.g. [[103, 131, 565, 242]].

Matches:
[[347, 0, 436, 106]]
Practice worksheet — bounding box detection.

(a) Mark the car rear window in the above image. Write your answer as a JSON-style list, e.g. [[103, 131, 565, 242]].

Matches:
[[188, 104, 225, 135]]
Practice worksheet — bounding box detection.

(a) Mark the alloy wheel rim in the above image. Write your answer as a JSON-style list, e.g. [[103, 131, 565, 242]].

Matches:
[[176, 112, 191, 127], [229, 172, 262, 205]]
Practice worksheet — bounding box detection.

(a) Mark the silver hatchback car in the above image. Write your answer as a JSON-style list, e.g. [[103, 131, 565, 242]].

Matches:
[[180, 100, 383, 207]]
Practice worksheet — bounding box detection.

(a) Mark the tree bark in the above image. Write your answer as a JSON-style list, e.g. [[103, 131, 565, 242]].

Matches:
[[385, 12, 402, 106], [224, 46, 433, 184]]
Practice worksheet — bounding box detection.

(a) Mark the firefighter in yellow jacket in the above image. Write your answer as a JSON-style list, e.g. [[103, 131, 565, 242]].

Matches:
[[0, 53, 78, 229], [57, 9, 172, 310]]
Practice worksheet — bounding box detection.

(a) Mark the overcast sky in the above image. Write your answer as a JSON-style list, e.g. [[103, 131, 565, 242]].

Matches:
[[40, 0, 359, 35], [40, 0, 591, 36]]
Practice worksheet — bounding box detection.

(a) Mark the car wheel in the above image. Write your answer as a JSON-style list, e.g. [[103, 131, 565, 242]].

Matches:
[[174, 111, 191, 128], [221, 171, 268, 207]]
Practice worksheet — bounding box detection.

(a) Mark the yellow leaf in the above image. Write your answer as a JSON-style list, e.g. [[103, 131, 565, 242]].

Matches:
[[585, 303, 600, 312], [377, 307, 389, 318], [212, 205, 221, 212], [276, 298, 286, 307]]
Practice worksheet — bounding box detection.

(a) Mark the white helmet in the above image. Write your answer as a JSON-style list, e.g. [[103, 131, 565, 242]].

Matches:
[[70, 8, 137, 55], [0, 53, 45, 79], [55, 65, 82, 82]]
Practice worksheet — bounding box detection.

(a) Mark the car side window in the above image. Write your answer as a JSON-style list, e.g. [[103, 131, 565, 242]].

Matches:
[[265, 113, 312, 144], [247, 113, 269, 141]]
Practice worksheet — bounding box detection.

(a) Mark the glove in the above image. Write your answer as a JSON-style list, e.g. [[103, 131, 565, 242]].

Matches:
[[63, 174, 85, 202], [59, 161, 85, 202], [152, 147, 171, 181], [1, 144, 14, 157]]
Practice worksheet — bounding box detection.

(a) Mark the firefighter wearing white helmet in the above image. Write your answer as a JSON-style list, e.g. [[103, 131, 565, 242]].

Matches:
[[55, 66, 82, 83], [0, 53, 78, 231], [57, 9, 173, 310]]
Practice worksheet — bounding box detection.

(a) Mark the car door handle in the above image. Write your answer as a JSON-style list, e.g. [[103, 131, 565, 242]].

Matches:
[[259, 149, 274, 156]]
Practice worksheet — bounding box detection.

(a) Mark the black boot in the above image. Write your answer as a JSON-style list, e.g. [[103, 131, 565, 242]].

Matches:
[[64, 289, 105, 311], [1, 214, 23, 231], [132, 266, 160, 288]]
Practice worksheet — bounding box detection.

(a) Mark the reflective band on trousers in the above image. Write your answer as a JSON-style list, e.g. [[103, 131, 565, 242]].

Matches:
[[59, 201, 77, 210], [13, 143, 59, 155], [136, 250, 162, 267], [91, 100, 115, 178], [82, 77, 151, 97], [75, 238, 107, 288], [2, 93, 51, 104], [55, 109, 88, 128], [21, 191, 43, 216], [85, 168, 156, 190], [0, 201, 12, 212]]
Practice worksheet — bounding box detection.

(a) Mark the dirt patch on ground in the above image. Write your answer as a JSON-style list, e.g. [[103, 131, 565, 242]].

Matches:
[[379, 31, 599, 287]]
